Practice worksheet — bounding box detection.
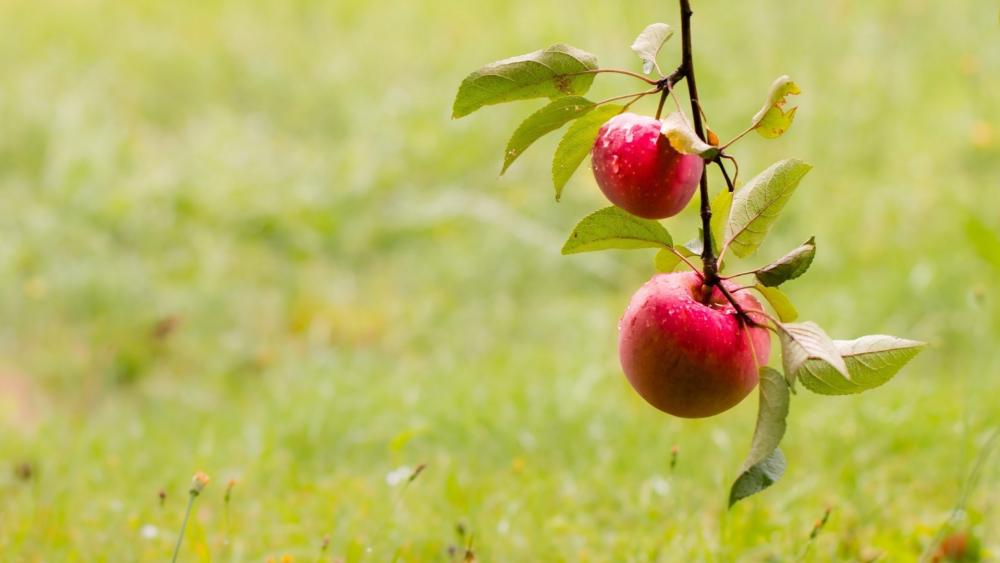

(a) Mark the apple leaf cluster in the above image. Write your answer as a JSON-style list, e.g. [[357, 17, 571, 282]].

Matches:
[[453, 18, 924, 507]]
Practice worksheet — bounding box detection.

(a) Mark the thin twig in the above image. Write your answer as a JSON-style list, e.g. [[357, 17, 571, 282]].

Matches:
[[737, 307, 783, 333], [654, 66, 686, 120], [720, 123, 757, 150], [716, 157, 736, 192], [722, 154, 740, 186], [594, 87, 660, 107], [563, 68, 659, 84], [716, 282, 756, 325], [664, 246, 703, 277], [721, 269, 758, 280], [655, 89, 669, 120], [622, 90, 654, 112]]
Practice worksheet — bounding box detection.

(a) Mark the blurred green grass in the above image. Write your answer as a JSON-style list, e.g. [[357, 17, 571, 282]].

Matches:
[[1, 0, 998, 560]]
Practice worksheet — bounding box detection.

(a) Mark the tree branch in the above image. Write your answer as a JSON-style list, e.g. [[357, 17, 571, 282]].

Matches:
[[677, 0, 754, 324], [678, 0, 718, 286]]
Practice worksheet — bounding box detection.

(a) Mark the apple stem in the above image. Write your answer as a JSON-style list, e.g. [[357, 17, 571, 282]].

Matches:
[[676, 0, 755, 324], [715, 157, 735, 192], [654, 88, 669, 120], [653, 66, 685, 120]]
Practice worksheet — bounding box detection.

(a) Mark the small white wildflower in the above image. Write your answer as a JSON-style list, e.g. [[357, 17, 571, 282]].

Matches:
[[711, 429, 731, 450], [650, 475, 671, 497], [140, 524, 159, 539], [385, 466, 411, 487]]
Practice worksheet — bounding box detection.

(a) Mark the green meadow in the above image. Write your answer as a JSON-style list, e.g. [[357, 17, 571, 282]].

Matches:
[[1, 0, 998, 560]]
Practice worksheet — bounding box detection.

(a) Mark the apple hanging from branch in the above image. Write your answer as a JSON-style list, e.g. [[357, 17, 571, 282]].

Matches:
[[452, 0, 925, 506], [619, 271, 770, 418], [591, 113, 704, 219]]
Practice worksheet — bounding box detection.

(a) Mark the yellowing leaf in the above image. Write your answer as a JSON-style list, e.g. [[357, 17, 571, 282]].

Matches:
[[752, 75, 801, 139], [755, 285, 798, 322], [660, 112, 718, 159]]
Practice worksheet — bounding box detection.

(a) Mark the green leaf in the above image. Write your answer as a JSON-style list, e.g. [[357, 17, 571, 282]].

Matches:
[[682, 231, 728, 271], [654, 248, 682, 272], [678, 194, 730, 267], [778, 321, 848, 389], [562, 206, 672, 255], [724, 159, 812, 258], [452, 44, 599, 119], [710, 189, 733, 249], [752, 75, 801, 139], [630, 23, 673, 75], [660, 112, 719, 159], [502, 97, 596, 174], [798, 335, 926, 395], [965, 216, 1000, 271], [683, 229, 705, 257], [729, 367, 789, 507], [729, 448, 786, 508], [755, 285, 798, 322], [755, 237, 816, 286], [552, 104, 624, 200]]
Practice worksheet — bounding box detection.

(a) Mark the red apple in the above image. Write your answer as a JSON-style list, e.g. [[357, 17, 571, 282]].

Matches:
[[619, 271, 770, 418], [591, 112, 704, 220]]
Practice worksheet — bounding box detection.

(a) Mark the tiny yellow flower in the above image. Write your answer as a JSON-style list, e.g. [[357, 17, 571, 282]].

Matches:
[[511, 457, 525, 473], [971, 121, 993, 148]]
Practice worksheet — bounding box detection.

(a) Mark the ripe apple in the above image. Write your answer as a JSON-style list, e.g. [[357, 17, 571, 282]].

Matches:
[[618, 271, 770, 418], [591, 112, 704, 220]]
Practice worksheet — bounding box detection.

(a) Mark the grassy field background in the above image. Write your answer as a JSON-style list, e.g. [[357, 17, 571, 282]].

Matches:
[[1, 0, 999, 560]]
